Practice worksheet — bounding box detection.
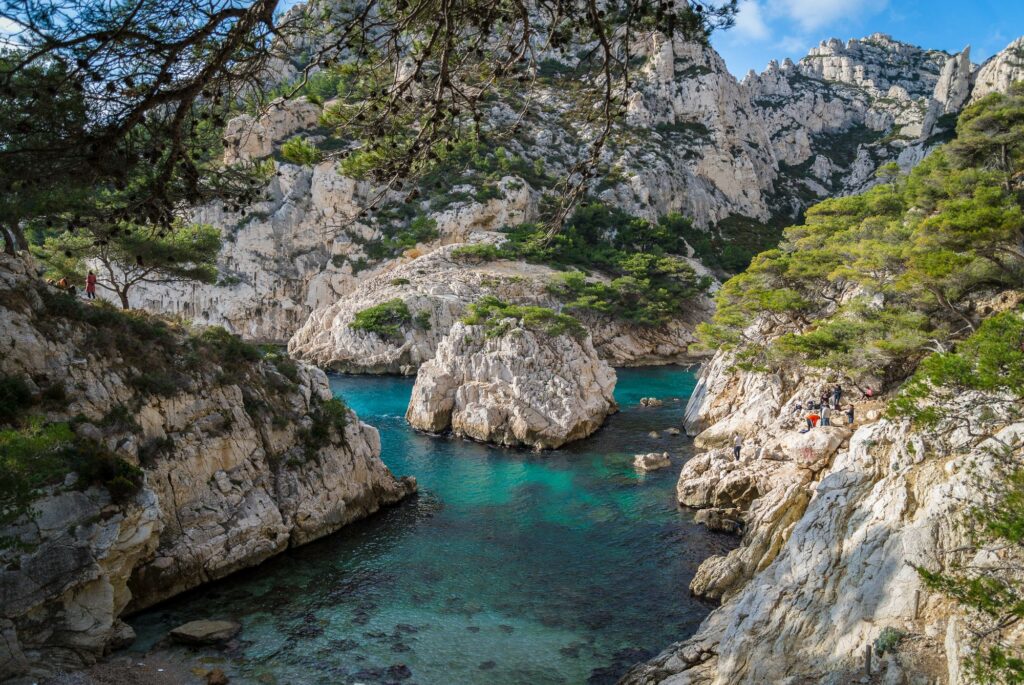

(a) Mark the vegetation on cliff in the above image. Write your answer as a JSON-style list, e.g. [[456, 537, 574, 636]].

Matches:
[[696, 83, 1024, 683], [453, 202, 713, 326], [890, 308, 1024, 683], [700, 83, 1024, 389], [0, 283, 346, 541], [462, 296, 586, 340]]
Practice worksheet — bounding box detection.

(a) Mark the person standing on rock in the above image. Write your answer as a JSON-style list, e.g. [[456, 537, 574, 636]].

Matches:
[[806, 411, 819, 429], [846, 404, 855, 426], [85, 271, 97, 300], [832, 384, 842, 408], [821, 404, 831, 426], [732, 434, 742, 461]]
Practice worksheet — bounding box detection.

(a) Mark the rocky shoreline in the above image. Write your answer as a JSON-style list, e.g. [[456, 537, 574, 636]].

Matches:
[[0, 256, 416, 682], [618, 351, 1022, 684]]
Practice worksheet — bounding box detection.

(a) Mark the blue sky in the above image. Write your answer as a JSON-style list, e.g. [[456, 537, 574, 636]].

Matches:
[[712, 0, 1024, 77]]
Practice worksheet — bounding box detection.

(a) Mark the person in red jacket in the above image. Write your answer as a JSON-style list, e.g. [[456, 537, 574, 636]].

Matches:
[[85, 271, 97, 300]]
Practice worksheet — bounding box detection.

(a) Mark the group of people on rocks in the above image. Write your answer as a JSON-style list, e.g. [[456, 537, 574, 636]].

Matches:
[[47, 271, 98, 300], [794, 384, 855, 431], [730, 382, 877, 461]]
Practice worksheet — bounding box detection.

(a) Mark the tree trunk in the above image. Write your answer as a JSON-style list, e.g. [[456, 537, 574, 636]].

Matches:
[[9, 223, 28, 252], [1, 226, 14, 255], [118, 288, 130, 309]]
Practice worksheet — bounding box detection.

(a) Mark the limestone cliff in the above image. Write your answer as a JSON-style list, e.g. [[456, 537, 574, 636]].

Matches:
[[619, 345, 1021, 684], [971, 37, 1024, 102], [0, 255, 415, 681], [120, 31, 1024, 356], [405, 320, 617, 449]]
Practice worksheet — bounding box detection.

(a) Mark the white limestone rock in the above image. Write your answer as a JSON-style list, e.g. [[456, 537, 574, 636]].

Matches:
[[290, 242, 711, 373], [222, 97, 322, 164], [623, 321, 1024, 684], [634, 452, 672, 471], [971, 37, 1024, 103], [406, 320, 617, 449]]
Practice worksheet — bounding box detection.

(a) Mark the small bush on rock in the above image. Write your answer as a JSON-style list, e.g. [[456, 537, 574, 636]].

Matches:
[[462, 296, 585, 340], [350, 299, 412, 338]]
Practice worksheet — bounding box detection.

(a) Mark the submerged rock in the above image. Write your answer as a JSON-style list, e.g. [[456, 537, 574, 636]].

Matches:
[[634, 452, 672, 471], [406, 320, 617, 449], [169, 620, 241, 645]]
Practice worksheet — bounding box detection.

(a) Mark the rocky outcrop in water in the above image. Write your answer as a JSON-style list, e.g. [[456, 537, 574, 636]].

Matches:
[[405, 320, 617, 449], [619, 338, 1020, 684], [0, 255, 415, 681]]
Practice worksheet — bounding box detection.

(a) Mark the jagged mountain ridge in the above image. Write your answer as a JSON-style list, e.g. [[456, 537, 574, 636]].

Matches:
[[118, 32, 1024, 347]]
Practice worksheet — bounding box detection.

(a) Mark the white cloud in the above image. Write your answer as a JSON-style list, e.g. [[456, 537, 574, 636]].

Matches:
[[774, 0, 889, 31], [775, 35, 811, 53], [734, 0, 770, 40]]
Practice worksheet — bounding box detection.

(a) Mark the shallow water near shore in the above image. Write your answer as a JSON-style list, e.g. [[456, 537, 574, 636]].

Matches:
[[129, 366, 734, 684]]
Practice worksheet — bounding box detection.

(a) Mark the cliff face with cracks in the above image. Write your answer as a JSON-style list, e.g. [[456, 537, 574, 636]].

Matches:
[[118, 30, 1024, 353], [405, 320, 618, 449], [620, 346, 1022, 684], [0, 255, 415, 681]]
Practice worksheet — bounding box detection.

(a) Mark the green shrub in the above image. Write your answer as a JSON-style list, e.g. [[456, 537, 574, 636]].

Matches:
[[99, 404, 141, 433], [462, 296, 585, 339], [198, 326, 261, 365], [280, 136, 322, 166], [350, 299, 412, 338], [67, 438, 144, 504], [390, 277, 411, 286], [498, 203, 711, 326], [0, 420, 76, 529], [873, 627, 906, 655], [361, 216, 439, 261], [273, 357, 300, 383], [414, 311, 432, 330], [129, 372, 183, 396], [451, 243, 504, 262], [474, 184, 503, 202], [1, 420, 144, 535], [300, 397, 349, 459]]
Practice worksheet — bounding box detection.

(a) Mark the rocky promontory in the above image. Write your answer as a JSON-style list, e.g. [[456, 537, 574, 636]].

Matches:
[[289, 241, 709, 374], [405, 314, 617, 449], [0, 255, 415, 681]]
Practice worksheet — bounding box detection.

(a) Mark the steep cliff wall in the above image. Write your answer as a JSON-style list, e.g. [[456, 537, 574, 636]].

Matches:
[[620, 347, 1021, 684], [0, 255, 415, 681]]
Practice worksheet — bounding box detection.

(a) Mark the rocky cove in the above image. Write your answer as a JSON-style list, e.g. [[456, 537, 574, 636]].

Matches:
[[121, 368, 730, 685], [2, 4, 1023, 683]]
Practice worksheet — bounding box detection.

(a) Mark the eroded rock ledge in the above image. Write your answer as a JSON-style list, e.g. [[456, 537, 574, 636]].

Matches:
[[405, 320, 617, 449], [289, 241, 709, 374]]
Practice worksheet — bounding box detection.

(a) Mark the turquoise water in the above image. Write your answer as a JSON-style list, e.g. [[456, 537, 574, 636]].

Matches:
[[130, 367, 733, 684]]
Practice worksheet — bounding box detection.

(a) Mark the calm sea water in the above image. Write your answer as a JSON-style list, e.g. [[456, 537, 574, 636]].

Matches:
[[130, 367, 733, 684]]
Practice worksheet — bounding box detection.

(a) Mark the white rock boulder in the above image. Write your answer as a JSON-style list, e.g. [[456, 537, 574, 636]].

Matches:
[[406, 320, 617, 449], [634, 452, 672, 471]]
